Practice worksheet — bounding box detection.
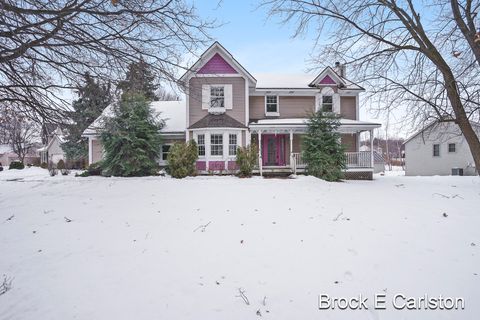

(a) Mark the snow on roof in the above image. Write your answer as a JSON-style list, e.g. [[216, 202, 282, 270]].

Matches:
[[83, 100, 186, 136], [253, 73, 316, 88], [0, 144, 12, 154]]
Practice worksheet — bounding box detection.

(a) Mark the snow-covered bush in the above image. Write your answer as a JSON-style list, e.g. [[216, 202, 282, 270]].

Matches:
[[9, 161, 24, 170], [236, 144, 258, 177], [166, 140, 198, 178]]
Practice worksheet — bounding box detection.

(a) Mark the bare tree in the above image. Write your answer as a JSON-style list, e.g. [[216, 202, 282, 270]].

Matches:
[[0, 0, 213, 122], [263, 0, 480, 174], [0, 108, 39, 162]]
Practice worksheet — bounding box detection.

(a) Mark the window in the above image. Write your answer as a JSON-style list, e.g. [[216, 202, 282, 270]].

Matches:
[[161, 145, 171, 161], [210, 134, 223, 156], [197, 134, 205, 156], [210, 86, 225, 109], [322, 95, 333, 112], [448, 143, 456, 153], [433, 144, 440, 157], [229, 134, 237, 156], [266, 96, 278, 114]]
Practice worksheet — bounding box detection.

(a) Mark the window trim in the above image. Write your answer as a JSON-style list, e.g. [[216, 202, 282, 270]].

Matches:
[[322, 95, 334, 113], [448, 143, 456, 153], [210, 133, 224, 157], [197, 134, 206, 158], [209, 85, 226, 112], [433, 144, 440, 157], [228, 133, 238, 156], [265, 95, 280, 116]]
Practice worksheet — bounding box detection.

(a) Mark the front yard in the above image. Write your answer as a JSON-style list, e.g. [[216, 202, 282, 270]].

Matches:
[[0, 167, 479, 319]]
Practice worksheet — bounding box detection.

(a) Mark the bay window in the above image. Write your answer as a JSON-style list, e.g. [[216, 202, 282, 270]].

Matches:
[[210, 134, 223, 156]]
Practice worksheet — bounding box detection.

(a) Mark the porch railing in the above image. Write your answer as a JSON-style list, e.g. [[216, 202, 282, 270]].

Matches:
[[345, 151, 372, 168]]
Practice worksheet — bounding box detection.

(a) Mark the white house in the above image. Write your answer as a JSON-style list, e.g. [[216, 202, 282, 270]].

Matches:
[[403, 121, 480, 176], [38, 127, 66, 164]]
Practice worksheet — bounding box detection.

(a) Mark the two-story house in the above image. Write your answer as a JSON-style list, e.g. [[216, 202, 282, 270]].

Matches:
[[84, 42, 381, 179]]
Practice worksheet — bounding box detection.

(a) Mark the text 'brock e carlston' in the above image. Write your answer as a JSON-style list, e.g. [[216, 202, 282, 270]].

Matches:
[[318, 294, 465, 310]]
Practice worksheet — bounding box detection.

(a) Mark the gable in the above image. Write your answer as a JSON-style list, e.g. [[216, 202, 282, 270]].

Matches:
[[319, 74, 336, 85], [197, 53, 238, 74]]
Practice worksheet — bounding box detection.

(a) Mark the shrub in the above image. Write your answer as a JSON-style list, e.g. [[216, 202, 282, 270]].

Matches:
[[101, 94, 163, 177], [49, 167, 58, 176], [236, 144, 258, 177], [87, 162, 103, 176], [40, 162, 48, 169], [302, 111, 346, 181], [0, 162, 3, 172], [57, 159, 65, 170], [166, 140, 198, 178], [9, 161, 25, 170]]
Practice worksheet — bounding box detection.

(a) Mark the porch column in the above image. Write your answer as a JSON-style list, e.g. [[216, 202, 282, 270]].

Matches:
[[88, 136, 93, 165], [369, 129, 374, 168], [258, 130, 263, 176], [289, 130, 294, 170]]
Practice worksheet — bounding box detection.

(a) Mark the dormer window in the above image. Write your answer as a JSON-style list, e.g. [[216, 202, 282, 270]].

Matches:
[[322, 95, 333, 112], [210, 86, 225, 109], [265, 95, 279, 116]]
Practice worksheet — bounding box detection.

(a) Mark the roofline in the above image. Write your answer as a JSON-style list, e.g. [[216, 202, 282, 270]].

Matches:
[[403, 120, 480, 145], [179, 41, 257, 85]]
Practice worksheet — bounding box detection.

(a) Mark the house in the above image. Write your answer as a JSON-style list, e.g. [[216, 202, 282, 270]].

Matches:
[[38, 127, 66, 164], [83, 42, 381, 179], [403, 121, 480, 176]]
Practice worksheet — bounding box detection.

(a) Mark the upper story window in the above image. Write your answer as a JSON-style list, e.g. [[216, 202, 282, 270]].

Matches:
[[197, 134, 205, 156], [448, 143, 456, 153], [265, 95, 279, 116], [433, 144, 440, 157], [322, 95, 333, 112], [210, 86, 225, 109]]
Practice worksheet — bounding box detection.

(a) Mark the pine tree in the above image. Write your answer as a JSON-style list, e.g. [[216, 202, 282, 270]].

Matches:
[[62, 73, 111, 162], [118, 59, 158, 100], [100, 94, 163, 177], [302, 111, 346, 181]]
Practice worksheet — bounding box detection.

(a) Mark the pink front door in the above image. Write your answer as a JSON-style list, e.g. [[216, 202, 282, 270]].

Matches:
[[262, 134, 286, 166]]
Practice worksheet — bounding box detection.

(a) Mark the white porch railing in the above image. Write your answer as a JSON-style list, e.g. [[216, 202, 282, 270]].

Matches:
[[345, 151, 372, 168]]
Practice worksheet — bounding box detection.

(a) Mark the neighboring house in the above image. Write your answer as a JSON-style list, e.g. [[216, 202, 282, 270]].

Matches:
[[0, 143, 40, 166], [404, 121, 480, 176], [38, 127, 66, 164], [84, 42, 381, 179]]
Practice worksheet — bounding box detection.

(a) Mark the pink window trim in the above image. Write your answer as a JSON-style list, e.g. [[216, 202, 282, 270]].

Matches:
[[197, 53, 238, 74]]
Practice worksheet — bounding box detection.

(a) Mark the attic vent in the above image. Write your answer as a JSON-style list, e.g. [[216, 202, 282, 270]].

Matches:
[[288, 91, 294, 94]]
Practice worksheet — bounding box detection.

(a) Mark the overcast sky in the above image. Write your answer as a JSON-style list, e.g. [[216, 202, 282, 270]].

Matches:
[[193, 0, 409, 139]]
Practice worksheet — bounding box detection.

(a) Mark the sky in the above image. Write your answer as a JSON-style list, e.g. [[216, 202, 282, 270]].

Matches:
[[192, 0, 406, 139]]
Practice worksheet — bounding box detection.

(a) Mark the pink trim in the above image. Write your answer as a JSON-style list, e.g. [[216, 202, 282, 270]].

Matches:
[[197, 53, 238, 74], [209, 161, 225, 171], [227, 161, 238, 171], [319, 74, 336, 85], [196, 161, 206, 171]]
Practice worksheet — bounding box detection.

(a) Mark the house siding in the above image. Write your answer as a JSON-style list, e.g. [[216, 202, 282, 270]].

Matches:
[[341, 134, 357, 152], [249, 96, 314, 120], [340, 96, 356, 120], [404, 122, 479, 176], [189, 77, 246, 126], [92, 139, 103, 163]]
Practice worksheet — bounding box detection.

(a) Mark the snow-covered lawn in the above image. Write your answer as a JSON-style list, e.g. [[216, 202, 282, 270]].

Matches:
[[1, 167, 479, 319]]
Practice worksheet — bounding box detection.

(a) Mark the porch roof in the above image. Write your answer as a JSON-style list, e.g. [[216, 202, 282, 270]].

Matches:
[[249, 118, 381, 133]]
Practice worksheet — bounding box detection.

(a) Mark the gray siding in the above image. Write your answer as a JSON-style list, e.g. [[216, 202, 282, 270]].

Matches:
[[340, 96, 356, 120], [249, 96, 314, 120], [188, 77, 246, 126]]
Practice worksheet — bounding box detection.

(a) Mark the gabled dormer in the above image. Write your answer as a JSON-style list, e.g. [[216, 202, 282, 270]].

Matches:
[[180, 42, 256, 128]]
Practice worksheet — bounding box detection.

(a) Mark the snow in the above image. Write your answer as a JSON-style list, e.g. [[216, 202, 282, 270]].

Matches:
[[1, 167, 479, 319], [254, 73, 316, 88], [83, 100, 186, 136]]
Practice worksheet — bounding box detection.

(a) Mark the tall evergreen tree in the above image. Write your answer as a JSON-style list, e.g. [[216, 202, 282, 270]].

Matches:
[[118, 59, 158, 100], [302, 111, 346, 181], [62, 73, 111, 162], [101, 94, 164, 177]]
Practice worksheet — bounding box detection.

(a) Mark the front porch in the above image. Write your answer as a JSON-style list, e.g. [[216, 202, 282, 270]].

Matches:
[[249, 118, 381, 179]]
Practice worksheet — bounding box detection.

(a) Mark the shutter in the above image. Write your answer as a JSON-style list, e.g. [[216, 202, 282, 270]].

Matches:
[[201, 85, 210, 110], [316, 93, 322, 112], [225, 84, 233, 109], [333, 93, 340, 114]]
